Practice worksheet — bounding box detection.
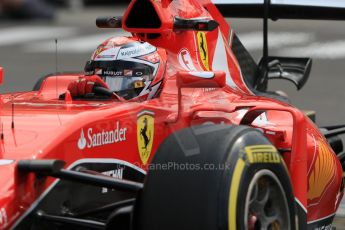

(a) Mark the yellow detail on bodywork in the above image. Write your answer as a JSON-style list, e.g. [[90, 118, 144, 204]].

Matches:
[[137, 112, 154, 165], [197, 32, 210, 71], [308, 140, 335, 200]]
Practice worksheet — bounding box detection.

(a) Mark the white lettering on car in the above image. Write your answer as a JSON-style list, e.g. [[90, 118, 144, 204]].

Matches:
[[101, 168, 124, 193], [78, 121, 127, 150], [314, 224, 332, 230]]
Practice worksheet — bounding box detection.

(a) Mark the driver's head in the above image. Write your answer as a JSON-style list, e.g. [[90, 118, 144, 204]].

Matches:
[[85, 36, 166, 100]]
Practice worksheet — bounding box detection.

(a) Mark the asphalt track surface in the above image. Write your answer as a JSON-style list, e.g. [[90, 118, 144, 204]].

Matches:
[[0, 5, 345, 229]]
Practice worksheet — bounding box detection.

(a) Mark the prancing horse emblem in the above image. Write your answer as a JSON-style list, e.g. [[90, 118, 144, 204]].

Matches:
[[199, 33, 207, 61], [140, 117, 151, 149], [197, 31, 210, 71], [137, 111, 155, 165]]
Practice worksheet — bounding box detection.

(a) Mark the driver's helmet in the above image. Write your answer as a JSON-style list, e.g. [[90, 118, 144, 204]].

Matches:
[[84, 36, 166, 100]]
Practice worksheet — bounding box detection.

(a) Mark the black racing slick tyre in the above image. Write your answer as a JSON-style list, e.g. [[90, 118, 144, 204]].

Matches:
[[134, 125, 296, 230]]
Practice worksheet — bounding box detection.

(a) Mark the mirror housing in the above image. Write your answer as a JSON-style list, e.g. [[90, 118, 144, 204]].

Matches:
[[0, 67, 3, 85], [177, 71, 226, 89], [258, 56, 312, 91]]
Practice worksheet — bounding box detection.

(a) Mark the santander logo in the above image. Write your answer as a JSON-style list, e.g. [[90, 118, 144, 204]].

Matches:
[[78, 121, 127, 150], [78, 129, 87, 150]]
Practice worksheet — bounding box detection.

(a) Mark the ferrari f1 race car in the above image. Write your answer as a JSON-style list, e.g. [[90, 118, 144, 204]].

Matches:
[[0, 0, 345, 229]]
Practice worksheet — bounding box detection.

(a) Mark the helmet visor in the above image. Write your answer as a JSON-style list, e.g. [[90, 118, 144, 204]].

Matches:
[[106, 76, 149, 99], [85, 60, 154, 99]]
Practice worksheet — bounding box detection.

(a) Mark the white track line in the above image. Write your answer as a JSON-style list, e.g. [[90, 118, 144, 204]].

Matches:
[[238, 32, 314, 51], [279, 40, 345, 59], [0, 27, 77, 46], [25, 32, 129, 53]]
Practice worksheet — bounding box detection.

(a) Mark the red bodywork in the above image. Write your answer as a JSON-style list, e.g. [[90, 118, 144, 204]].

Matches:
[[0, 0, 343, 229]]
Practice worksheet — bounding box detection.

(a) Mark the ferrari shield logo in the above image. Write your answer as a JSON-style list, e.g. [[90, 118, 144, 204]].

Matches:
[[197, 32, 210, 71], [137, 111, 155, 165]]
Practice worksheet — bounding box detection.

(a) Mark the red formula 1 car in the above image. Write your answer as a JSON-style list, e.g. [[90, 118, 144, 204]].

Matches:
[[0, 0, 345, 229]]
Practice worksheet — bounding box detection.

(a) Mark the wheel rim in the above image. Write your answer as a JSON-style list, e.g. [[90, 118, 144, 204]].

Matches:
[[244, 170, 291, 230]]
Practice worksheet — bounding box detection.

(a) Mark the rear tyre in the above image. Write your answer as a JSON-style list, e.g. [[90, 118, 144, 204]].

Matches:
[[134, 125, 296, 230]]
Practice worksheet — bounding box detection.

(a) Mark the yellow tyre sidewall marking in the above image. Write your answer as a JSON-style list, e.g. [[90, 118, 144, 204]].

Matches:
[[228, 157, 246, 230], [228, 145, 282, 229]]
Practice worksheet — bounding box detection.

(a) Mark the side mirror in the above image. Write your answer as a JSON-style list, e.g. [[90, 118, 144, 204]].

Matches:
[[177, 71, 226, 89], [258, 56, 312, 90], [0, 67, 4, 85]]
